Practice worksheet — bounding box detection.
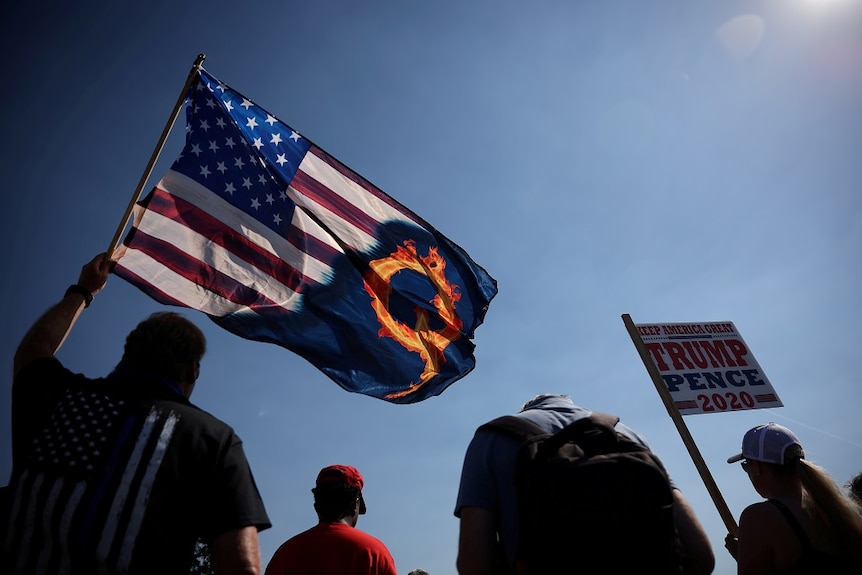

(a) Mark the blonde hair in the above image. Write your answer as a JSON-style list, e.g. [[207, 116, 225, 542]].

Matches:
[[795, 459, 862, 558]]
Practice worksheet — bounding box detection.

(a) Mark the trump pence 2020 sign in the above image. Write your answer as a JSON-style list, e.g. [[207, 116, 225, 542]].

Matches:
[[635, 321, 783, 415]]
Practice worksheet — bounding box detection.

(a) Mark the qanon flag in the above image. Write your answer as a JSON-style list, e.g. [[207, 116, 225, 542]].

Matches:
[[113, 67, 498, 403]]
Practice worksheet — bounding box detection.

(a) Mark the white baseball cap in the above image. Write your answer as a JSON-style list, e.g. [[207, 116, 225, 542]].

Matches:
[[727, 422, 804, 465]]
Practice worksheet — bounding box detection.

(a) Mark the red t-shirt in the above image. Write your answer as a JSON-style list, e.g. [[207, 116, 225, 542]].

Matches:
[[266, 522, 397, 575]]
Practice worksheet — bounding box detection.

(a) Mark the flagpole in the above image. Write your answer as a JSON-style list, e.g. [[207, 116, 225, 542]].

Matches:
[[621, 313, 739, 537], [105, 53, 206, 258]]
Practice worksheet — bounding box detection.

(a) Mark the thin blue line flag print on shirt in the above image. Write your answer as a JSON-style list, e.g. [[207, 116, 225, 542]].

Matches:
[[113, 67, 498, 403]]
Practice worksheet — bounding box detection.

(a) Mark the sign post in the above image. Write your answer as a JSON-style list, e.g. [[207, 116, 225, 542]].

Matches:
[[620, 314, 786, 536]]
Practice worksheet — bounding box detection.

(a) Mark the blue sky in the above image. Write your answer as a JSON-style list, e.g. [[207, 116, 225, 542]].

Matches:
[[2, 1, 861, 574]]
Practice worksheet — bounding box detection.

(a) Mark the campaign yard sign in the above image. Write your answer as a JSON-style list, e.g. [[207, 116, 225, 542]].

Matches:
[[634, 321, 783, 415]]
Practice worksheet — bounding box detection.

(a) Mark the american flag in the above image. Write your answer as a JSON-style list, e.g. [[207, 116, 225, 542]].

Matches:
[[3, 389, 179, 574], [114, 68, 497, 403]]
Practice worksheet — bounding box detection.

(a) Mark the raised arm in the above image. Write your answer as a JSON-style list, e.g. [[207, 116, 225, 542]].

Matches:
[[14, 253, 112, 376]]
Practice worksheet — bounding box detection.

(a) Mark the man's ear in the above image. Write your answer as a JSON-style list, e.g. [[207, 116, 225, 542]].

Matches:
[[181, 359, 200, 385], [348, 499, 361, 526], [178, 360, 199, 397]]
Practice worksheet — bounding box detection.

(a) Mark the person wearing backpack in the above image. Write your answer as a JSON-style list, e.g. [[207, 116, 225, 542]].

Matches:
[[454, 393, 714, 575]]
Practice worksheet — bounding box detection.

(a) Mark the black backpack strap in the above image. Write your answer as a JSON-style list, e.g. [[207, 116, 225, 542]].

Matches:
[[585, 411, 621, 431], [476, 415, 547, 442], [535, 412, 621, 456], [476, 412, 623, 454]]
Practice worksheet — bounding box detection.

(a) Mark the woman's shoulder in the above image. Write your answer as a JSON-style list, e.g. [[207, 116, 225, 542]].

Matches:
[[739, 501, 801, 547], [740, 500, 807, 572], [740, 500, 786, 526]]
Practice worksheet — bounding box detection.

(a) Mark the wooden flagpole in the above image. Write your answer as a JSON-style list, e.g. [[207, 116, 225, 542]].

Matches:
[[105, 53, 206, 258], [621, 313, 739, 536]]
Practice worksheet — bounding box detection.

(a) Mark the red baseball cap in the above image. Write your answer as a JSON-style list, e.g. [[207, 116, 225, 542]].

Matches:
[[316, 465, 366, 514]]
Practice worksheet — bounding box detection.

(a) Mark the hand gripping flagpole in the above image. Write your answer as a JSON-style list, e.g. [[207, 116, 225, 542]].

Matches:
[[105, 53, 206, 259], [621, 313, 739, 537]]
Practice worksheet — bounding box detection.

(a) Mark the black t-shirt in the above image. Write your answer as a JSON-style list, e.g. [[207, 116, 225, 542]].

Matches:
[[3, 357, 271, 575]]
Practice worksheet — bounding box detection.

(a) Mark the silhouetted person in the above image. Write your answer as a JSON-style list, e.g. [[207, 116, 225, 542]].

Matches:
[[724, 422, 862, 573], [848, 471, 862, 510], [266, 465, 397, 575], [1, 254, 271, 575], [455, 394, 714, 575]]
